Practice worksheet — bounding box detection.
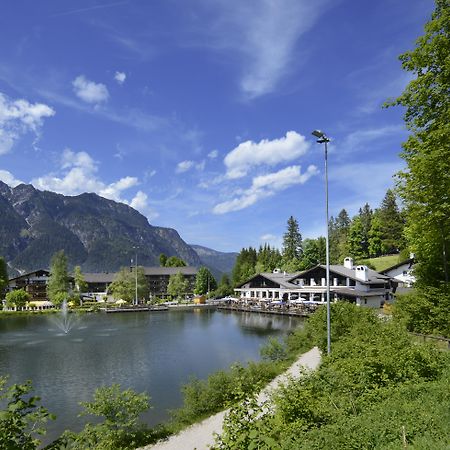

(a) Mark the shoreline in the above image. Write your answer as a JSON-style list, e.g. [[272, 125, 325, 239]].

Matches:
[[138, 346, 321, 450]]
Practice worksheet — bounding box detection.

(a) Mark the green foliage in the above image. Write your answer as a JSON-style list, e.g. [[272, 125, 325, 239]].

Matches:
[[47, 250, 69, 305], [73, 266, 87, 294], [213, 303, 449, 448], [0, 256, 8, 296], [377, 189, 405, 254], [167, 272, 189, 299], [164, 256, 186, 267], [300, 238, 326, 269], [387, 0, 450, 285], [171, 360, 281, 428], [159, 253, 167, 267], [394, 285, 450, 337], [213, 274, 234, 298], [194, 266, 217, 295], [5, 289, 30, 310], [347, 216, 366, 259], [59, 384, 151, 450], [260, 337, 287, 362], [328, 209, 350, 263], [109, 266, 148, 303], [282, 216, 303, 260], [0, 377, 54, 450]]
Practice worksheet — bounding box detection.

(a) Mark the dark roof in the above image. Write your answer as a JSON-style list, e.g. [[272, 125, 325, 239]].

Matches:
[[8, 269, 50, 282], [83, 273, 117, 283], [84, 266, 198, 283], [292, 264, 391, 284], [235, 272, 300, 289], [380, 258, 415, 274], [143, 266, 197, 276]]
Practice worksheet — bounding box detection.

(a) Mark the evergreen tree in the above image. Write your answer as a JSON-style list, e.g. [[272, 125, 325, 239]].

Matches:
[[282, 216, 303, 261], [347, 216, 366, 259], [329, 209, 351, 263], [359, 203, 373, 256], [214, 274, 234, 298], [388, 0, 450, 284], [194, 267, 217, 295], [232, 247, 258, 285], [368, 213, 384, 257], [378, 189, 405, 254], [47, 250, 69, 306]]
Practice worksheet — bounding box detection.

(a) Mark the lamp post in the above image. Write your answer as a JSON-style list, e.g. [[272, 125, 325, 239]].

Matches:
[[312, 129, 331, 355], [132, 246, 138, 306]]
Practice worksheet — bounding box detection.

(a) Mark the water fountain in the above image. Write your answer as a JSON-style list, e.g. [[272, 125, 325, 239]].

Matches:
[[54, 299, 78, 334]]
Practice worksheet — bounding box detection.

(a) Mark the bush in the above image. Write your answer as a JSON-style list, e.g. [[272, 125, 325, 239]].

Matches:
[[0, 377, 54, 450], [56, 384, 152, 450], [213, 304, 450, 449], [394, 285, 450, 337]]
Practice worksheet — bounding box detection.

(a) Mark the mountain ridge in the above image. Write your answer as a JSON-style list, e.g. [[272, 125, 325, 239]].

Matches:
[[0, 181, 202, 274]]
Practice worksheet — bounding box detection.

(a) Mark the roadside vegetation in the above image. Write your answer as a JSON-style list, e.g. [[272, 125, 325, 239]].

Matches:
[[214, 303, 450, 449]]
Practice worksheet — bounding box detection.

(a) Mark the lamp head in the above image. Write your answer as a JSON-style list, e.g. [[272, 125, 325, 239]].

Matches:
[[312, 130, 324, 138], [312, 129, 330, 143]]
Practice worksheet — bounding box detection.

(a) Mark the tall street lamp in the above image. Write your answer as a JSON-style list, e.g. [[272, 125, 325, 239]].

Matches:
[[312, 129, 331, 355], [132, 246, 138, 306]]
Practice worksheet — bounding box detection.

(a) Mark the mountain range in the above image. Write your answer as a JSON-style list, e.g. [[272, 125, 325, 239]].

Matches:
[[0, 181, 237, 278]]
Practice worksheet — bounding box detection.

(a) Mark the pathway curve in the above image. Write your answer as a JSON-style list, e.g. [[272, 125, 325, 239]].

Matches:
[[138, 346, 321, 450]]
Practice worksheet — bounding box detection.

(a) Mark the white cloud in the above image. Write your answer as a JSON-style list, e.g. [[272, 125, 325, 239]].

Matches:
[[198, 0, 330, 98], [130, 190, 159, 221], [0, 92, 55, 154], [208, 149, 219, 159], [340, 125, 405, 155], [224, 131, 310, 179], [31, 148, 160, 220], [31, 148, 139, 205], [176, 160, 194, 173], [213, 164, 317, 214], [72, 75, 109, 104], [0, 170, 24, 187], [329, 160, 405, 216], [114, 71, 127, 84], [260, 233, 277, 242]]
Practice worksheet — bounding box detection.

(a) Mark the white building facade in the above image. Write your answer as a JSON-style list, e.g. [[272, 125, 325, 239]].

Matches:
[[234, 257, 394, 308]]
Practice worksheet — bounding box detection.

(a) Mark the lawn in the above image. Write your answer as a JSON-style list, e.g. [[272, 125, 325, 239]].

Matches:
[[359, 254, 401, 272]]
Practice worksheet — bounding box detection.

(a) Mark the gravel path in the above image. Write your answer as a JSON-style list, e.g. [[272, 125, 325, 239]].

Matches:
[[138, 346, 321, 450]]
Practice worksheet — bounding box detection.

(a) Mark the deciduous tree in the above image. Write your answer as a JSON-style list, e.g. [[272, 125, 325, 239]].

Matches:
[[387, 0, 450, 284], [194, 266, 217, 295], [47, 250, 69, 306], [167, 272, 190, 299]]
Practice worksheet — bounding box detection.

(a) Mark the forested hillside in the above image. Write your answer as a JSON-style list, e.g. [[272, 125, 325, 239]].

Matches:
[[0, 181, 201, 274]]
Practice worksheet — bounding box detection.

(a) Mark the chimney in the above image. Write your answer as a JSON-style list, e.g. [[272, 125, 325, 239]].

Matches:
[[343, 257, 353, 269], [355, 265, 369, 282]]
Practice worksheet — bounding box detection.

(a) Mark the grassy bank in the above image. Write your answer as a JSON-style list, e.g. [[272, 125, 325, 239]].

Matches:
[[214, 303, 450, 449]]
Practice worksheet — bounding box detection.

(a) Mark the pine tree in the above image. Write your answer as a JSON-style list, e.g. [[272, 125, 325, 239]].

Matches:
[[378, 189, 404, 254], [347, 217, 366, 259], [282, 216, 303, 264], [359, 203, 373, 257]]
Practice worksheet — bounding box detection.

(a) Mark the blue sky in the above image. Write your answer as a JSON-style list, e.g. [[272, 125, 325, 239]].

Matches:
[[0, 0, 433, 252]]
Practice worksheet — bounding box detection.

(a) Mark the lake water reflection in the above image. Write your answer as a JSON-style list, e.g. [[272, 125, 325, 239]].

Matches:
[[0, 308, 303, 445]]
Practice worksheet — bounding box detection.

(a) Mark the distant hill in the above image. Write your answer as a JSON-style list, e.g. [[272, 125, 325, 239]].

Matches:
[[190, 244, 238, 281], [0, 181, 201, 274]]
